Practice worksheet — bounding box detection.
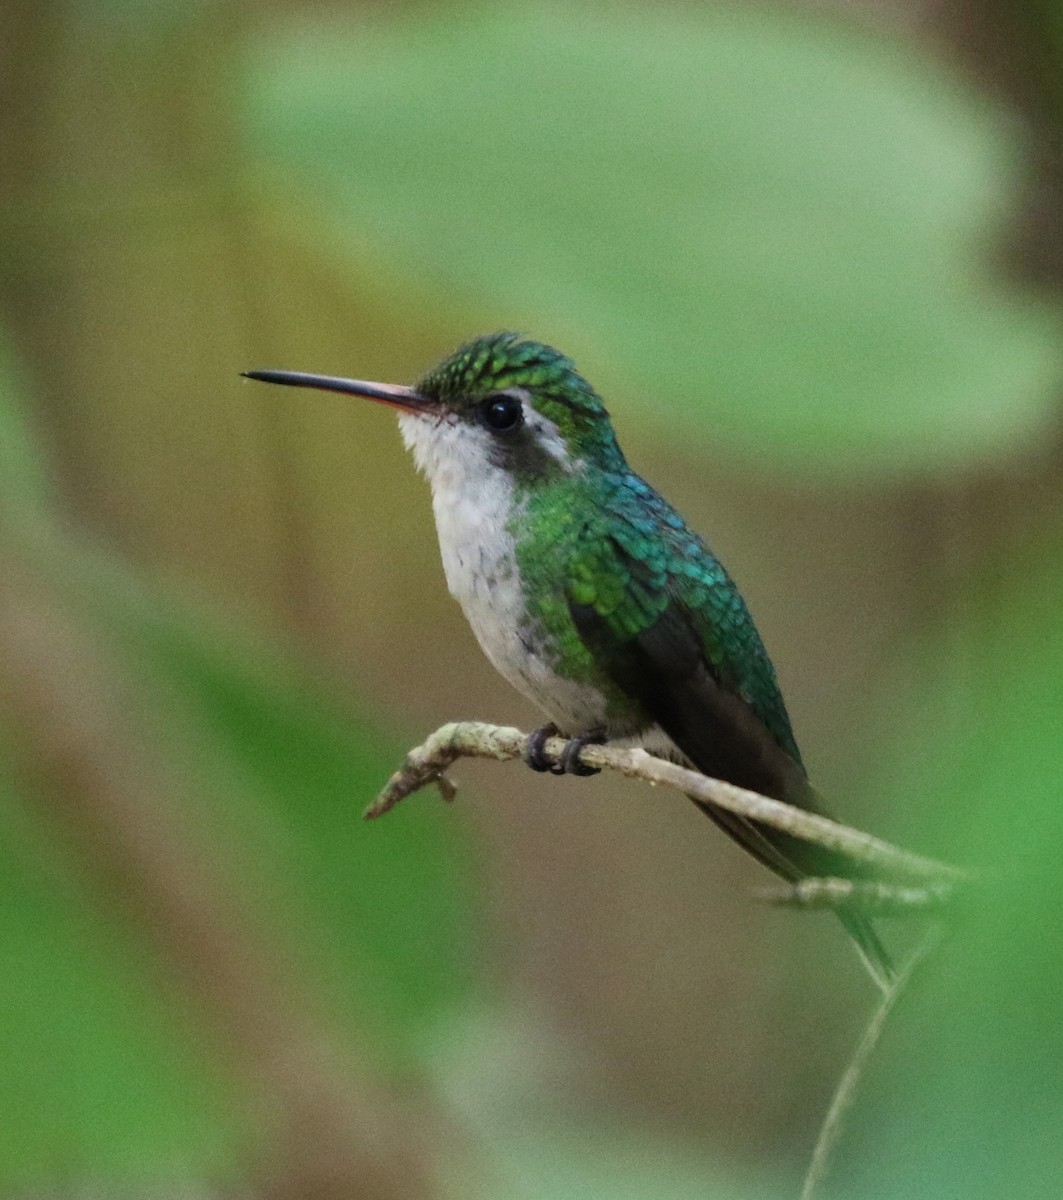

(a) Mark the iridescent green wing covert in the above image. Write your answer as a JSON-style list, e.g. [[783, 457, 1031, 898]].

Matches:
[[566, 473, 809, 799], [666, 517, 803, 767]]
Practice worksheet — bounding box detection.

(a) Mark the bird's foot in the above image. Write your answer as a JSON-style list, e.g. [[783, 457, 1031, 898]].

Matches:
[[560, 729, 606, 776], [523, 723, 563, 773], [523, 724, 606, 777]]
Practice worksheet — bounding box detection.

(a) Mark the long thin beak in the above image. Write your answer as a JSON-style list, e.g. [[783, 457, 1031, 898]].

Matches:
[[241, 369, 436, 413]]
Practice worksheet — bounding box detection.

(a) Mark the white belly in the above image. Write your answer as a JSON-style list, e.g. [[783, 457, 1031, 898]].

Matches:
[[398, 410, 610, 731], [433, 484, 610, 730]]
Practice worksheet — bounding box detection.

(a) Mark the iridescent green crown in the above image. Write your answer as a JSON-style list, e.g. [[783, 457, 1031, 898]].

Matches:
[[418, 333, 607, 419]]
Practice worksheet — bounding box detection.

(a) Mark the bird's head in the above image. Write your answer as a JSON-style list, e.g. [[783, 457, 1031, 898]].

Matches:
[[244, 333, 626, 491]]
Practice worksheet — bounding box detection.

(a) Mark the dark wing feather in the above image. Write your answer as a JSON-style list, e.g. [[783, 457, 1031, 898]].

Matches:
[[571, 590, 837, 881], [566, 509, 895, 987]]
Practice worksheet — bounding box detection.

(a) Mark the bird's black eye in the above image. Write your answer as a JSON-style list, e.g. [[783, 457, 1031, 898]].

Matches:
[[479, 393, 524, 433]]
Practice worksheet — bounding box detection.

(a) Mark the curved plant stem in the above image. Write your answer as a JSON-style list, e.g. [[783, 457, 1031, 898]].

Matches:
[[799, 923, 946, 1200]]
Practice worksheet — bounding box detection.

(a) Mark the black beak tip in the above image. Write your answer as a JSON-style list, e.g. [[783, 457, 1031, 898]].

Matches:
[[238, 368, 430, 411]]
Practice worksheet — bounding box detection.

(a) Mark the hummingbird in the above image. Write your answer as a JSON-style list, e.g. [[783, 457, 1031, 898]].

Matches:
[[244, 333, 894, 991]]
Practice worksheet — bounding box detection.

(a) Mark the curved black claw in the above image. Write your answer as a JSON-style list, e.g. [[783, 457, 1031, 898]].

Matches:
[[560, 729, 606, 776], [523, 723, 563, 774]]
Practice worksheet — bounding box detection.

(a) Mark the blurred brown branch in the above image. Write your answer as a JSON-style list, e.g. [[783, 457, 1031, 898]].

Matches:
[[0, 528, 445, 1200], [368, 721, 964, 891]]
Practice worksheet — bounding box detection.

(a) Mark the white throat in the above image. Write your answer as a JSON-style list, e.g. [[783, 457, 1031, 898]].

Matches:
[[398, 409, 522, 657]]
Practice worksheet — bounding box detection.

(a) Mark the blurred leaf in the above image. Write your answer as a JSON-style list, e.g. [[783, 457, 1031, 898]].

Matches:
[[70, 0, 212, 36], [0, 786, 244, 1179], [840, 528, 1063, 1198], [468, 1122, 774, 1200], [244, 4, 1063, 477], [0, 333, 52, 512], [87, 578, 482, 1042], [432, 1009, 784, 1200], [0, 350, 480, 1184]]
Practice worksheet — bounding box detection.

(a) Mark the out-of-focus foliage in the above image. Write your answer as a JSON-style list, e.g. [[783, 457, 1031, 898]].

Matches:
[[0, 334, 51, 512], [4, 0, 1063, 1196], [245, 4, 1063, 476], [844, 529, 1063, 1199], [429, 1010, 786, 1200], [0, 337, 479, 1184], [0, 781, 246, 1176]]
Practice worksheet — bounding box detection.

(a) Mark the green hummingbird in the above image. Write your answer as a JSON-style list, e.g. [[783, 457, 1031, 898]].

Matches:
[[244, 333, 894, 991]]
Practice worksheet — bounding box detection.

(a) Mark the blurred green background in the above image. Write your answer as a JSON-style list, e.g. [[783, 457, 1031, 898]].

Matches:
[[2, 1, 1063, 1197]]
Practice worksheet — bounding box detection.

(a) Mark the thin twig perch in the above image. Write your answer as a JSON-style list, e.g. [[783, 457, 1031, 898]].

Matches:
[[758, 877, 957, 915], [366, 721, 963, 893]]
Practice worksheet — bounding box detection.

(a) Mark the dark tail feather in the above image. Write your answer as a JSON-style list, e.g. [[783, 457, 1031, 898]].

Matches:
[[838, 907, 896, 994], [689, 795, 897, 992]]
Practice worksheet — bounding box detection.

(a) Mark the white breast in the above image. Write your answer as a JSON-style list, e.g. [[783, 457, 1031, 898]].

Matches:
[[397, 410, 608, 730]]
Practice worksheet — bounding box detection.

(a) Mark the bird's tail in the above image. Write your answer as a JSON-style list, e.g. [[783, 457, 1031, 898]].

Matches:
[[688, 792, 897, 992], [838, 907, 896, 994]]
